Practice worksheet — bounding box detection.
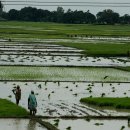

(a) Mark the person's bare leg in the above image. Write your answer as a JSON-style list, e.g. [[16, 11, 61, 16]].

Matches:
[[16, 99, 19, 105], [30, 110, 32, 115]]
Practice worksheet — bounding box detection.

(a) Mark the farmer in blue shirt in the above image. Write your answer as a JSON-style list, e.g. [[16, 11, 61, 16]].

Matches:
[[28, 91, 37, 115]]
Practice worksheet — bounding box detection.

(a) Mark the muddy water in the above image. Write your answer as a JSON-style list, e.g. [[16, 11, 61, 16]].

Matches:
[[0, 48, 82, 52], [0, 45, 75, 50], [0, 119, 47, 130], [0, 55, 129, 67], [4, 37, 130, 44], [1, 82, 130, 117], [0, 42, 82, 53], [0, 42, 129, 67], [0, 51, 82, 56], [45, 119, 130, 130], [0, 40, 130, 129]]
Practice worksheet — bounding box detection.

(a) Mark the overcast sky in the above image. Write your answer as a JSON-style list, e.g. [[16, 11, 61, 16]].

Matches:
[[2, 0, 130, 16]]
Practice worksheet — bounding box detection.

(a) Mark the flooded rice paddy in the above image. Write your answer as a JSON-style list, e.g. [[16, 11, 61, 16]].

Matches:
[[45, 119, 130, 130], [0, 55, 130, 67], [0, 119, 47, 130], [0, 42, 129, 67], [3, 37, 130, 44], [1, 82, 130, 117], [0, 40, 130, 129]]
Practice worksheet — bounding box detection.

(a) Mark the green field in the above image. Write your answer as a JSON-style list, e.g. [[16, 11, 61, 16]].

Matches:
[[0, 22, 130, 56], [1, 21, 130, 118], [1, 21, 130, 39], [0, 99, 28, 117], [0, 66, 129, 81], [55, 42, 130, 56], [80, 98, 130, 109]]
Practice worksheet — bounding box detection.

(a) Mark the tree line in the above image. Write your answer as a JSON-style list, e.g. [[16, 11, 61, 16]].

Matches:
[[1, 6, 130, 24]]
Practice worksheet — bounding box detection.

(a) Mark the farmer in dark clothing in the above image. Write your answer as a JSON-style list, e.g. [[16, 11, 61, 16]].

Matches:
[[12, 85, 21, 105], [28, 91, 37, 115]]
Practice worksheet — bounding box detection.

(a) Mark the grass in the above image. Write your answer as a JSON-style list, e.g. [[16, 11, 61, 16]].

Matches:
[[0, 99, 28, 117], [115, 67, 130, 72], [80, 98, 130, 109], [1, 21, 130, 57], [1, 21, 130, 39], [55, 42, 130, 57]]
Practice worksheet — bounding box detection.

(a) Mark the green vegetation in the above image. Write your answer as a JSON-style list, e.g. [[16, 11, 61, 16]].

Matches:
[[115, 67, 130, 72], [1, 22, 130, 39], [1, 22, 130, 56], [55, 42, 130, 56], [2, 7, 130, 25], [0, 66, 129, 81], [80, 98, 130, 109], [0, 99, 28, 117]]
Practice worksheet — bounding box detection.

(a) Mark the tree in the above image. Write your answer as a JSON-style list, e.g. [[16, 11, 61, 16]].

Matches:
[[36, 9, 51, 22], [84, 10, 96, 24], [4, 6, 130, 24], [56, 6, 64, 23], [1, 12, 8, 19], [72, 10, 85, 24], [0, 1, 3, 17], [96, 9, 120, 24], [120, 14, 130, 24], [8, 9, 19, 20], [19, 7, 38, 21], [63, 9, 74, 23]]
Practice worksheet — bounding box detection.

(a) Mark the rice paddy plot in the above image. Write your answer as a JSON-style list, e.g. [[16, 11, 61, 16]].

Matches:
[[45, 119, 130, 130], [0, 44, 77, 50], [1, 37, 130, 44], [0, 55, 129, 67], [0, 67, 129, 81], [0, 42, 61, 47], [0, 51, 82, 56], [0, 48, 82, 52], [0, 41, 83, 54], [0, 119, 47, 130], [1, 82, 130, 117]]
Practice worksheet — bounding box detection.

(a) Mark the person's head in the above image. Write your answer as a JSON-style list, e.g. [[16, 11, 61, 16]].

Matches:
[[17, 85, 20, 89], [31, 90, 34, 94]]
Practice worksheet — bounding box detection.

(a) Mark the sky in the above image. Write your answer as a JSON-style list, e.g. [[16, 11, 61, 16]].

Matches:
[[2, 0, 130, 16]]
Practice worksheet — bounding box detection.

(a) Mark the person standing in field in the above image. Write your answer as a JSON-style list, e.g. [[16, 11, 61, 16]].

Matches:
[[28, 91, 37, 115], [12, 85, 21, 105]]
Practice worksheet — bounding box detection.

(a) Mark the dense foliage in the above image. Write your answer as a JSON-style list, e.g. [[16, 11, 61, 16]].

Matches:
[[1, 7, 130, 24]]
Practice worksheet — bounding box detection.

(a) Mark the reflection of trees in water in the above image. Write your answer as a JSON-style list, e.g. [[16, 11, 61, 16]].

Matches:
[[27, 119, 37, 130]]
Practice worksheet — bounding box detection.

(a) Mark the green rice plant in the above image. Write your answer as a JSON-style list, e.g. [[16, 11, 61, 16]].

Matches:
[[80, 97, 130, 110]]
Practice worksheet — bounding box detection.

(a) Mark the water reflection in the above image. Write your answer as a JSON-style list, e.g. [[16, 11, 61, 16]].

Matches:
[[27, 119, 37, 130], [0, 119, 47, 130]]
